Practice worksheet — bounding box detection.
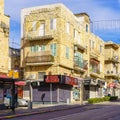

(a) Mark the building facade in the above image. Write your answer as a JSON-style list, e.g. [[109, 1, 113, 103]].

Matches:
[[0, 0, 10, 76], [21, 3, 120, 103], [105, 41, 120, 97]]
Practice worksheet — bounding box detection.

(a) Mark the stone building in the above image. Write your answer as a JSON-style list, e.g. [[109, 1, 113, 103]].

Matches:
[[21, 3, 113, 103], [0, 0, 10, 76], [105, 41, 120, 97]]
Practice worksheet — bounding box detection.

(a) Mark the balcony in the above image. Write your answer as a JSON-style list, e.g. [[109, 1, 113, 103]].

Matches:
[[23, 31, 54, 41], [105, 70, 118, 78], [90, 68, 100, 77], [25, 51, 54, 66], [90, 50, 100, 60], [74, 58, 87, 72], [105, 56, 119, 63], [0, 21, 9, 36], [74, 43, 86, 52]]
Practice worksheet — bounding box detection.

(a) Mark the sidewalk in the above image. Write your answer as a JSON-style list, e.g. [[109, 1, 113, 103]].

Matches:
[[0, 102, 86, 119]]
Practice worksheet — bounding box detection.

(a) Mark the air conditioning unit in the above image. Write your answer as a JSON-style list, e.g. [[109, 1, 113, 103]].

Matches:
[[27, 74, 36, 80], [111, 71, 113, 74]]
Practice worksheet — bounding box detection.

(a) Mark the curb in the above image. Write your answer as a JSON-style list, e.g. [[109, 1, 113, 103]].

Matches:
[[0, 104, 84, 119]]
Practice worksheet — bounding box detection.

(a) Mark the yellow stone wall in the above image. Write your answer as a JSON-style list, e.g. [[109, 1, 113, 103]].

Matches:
[[0, 0, 9, 74], [21, 4, 107, 83], [0, 0, 4, 14]]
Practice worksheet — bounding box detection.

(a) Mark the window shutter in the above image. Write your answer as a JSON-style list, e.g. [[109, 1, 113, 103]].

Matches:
[[36, 21, 40, 30], [41, 45, 45, 51], [39, 23, 45, 36], [50, 19, 56, 30], [32, 21, 37, 31], [66, 47, 69, 59], [51, 44, 56, 56], [53, 19, 56, 30], [66, 22, 69, 33]]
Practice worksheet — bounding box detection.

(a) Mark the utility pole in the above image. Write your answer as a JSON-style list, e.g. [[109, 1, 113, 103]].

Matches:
[[11, 78, 15, 112], [28, 80, 33, 109]]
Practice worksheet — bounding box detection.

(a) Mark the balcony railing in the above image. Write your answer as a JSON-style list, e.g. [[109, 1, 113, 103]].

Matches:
[[74, 57, 88, 72], [74, 43, 86, 51], [24, 31, 54, 41], [105, 56, 119, 63], [90, 49, 100, 59], [26, 55, 54, 65], [105, 70, 118, 78], [90, 68, 100, 77], [90, 68, 100, 74]]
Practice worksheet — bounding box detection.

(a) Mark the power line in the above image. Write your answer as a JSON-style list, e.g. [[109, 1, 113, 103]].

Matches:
[[91, 19, 120, 32]]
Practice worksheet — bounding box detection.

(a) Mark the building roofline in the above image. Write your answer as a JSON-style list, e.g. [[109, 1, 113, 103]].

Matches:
[[74, 12, 90, 17]]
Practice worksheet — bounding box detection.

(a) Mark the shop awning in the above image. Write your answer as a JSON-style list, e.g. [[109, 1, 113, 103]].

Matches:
[[0, 75, 9, 78], [15, 81, 26, 86]]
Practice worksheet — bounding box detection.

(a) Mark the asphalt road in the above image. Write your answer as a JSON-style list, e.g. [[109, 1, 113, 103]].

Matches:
[[2, 103, 120, 120]]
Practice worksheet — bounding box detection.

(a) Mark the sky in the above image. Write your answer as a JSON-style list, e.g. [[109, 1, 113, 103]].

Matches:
[[4, 0, 120, 48]]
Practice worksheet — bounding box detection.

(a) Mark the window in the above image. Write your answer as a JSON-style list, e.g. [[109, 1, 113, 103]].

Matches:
[[66, 22, 70, 33], [75, 52, 83, 67], [32, 21, 37, 31], [31, 45, 45, 52], [90, 40, 92, 50], [74, 29, 77, 38], [31, 46, 38, 52], [50, 18, 56, 30], [39, 23, 45, 36], [100, 45, 102, 53], [86, 24, 89, 32], [50, 43, 57, 56], [100, 63, 102, 72], [66, 46, 69, 59], [78, 34, 80, 43], [92, 41, 94, 49], [38, 72, 46, 81], [38, 45, 46, 51]]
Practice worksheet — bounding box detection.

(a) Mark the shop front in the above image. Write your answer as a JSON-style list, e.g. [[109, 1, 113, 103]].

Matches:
[[0, 77, 21, 110], [31, 75, 78, 104], [83, 78, 98, 100]]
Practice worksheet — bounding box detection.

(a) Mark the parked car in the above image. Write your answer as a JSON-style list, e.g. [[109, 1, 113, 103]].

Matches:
[[18, 98, 28, 107]]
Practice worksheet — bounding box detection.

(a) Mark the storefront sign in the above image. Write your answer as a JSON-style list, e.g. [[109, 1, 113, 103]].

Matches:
[[45, 75, 59, 83], [109, 82, 116, 88], [64, 76, 78, 85], [84, 79, 98, 86], [84, 79, 91, 85]]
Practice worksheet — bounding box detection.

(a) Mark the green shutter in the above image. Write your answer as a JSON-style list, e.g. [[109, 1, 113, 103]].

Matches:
[[51, 44, 56, 56], [54, 44, 56, 56], [31, 46, 35, 52], [42, 45, 45, 51], [66, 47, 69, 59]]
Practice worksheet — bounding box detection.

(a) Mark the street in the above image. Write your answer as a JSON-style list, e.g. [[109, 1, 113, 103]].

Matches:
[[2, 102, 120, 120]]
